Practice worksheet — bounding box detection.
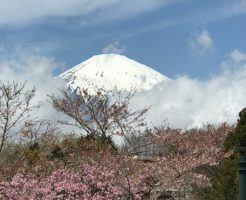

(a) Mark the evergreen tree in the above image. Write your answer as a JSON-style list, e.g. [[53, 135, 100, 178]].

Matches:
[[196, 107, 246, 199]]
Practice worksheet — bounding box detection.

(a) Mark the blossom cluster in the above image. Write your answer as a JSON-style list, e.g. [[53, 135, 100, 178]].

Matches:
[[0, 152, 149, 199], [0, 124, 233, 199], [0, 167, 139, 199]]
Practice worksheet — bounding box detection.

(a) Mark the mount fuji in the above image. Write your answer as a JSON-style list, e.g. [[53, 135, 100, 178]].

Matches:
[[60, 54, 170, 93]]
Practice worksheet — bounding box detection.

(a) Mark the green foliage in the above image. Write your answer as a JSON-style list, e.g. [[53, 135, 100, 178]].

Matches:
[[29, 142, 39, 152], [195, 107, 246, 199], [77, 135, 117, 152], [224, 108, 246, 150], [49, 145, 65, 160], [24, 142, 41, 164], [195, 154, 239, 200], [224, 131, 237, 151]]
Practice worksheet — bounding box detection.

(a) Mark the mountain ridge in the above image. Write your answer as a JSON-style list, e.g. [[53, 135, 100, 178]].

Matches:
[[60, 54, 170, 93]]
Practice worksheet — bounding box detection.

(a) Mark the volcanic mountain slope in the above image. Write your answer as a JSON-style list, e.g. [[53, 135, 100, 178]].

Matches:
[[60, 54, 170, 93]]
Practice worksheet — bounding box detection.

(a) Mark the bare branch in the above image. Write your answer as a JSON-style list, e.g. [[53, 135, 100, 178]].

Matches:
[[0, 81, 37, 153], [49, 88, 149, 147]]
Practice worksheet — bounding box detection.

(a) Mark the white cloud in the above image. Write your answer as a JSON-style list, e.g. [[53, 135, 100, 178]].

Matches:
[[220, 0, 246, 18], [0, 47, 66, 122], [3, 45, 246, 133], [196, 30, 213, 49], [131, 57, 246, 129], [230, 49, 246, 62], [102, 41, 126, 54], [0, 0, 178, 27], [189, 30, 214, 55]]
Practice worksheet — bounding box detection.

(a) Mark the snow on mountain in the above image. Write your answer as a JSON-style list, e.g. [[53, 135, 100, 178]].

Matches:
[[60, 54, 170, 93]]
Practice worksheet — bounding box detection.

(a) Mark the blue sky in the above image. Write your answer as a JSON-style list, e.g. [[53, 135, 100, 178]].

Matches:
[[0, 0, 246, 80], [1, 0, 246, 128]]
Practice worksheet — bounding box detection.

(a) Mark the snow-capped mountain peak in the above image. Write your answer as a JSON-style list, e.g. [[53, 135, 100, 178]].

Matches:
[[60, 54, 170, 93]]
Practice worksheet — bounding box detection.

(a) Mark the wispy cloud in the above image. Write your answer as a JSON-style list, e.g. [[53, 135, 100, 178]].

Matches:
[[0, 0, 178, 27], [102, 41, 126, 54], [196, 30, 213, 49], [221, 49, 246, 70], [219, 0, 246, 19], [187, 0, 246, 25], [116, 0, 246, 40], [230, 49, 246, 63], [189, 30, 215, 55]]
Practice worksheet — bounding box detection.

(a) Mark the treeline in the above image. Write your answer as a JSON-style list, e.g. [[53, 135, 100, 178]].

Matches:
[[0, 81, 244, 199]]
